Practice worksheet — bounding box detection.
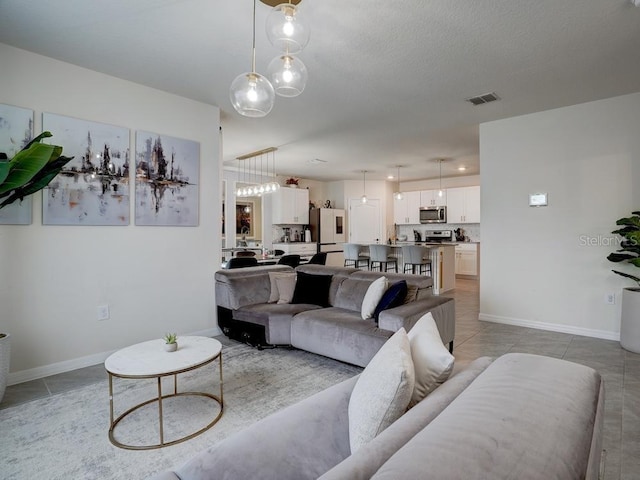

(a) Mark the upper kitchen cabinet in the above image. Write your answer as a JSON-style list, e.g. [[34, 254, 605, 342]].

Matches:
[[446, 186, 480, 223], [420, 189, 446, 207], [272, 187, 309, 224], [394, 191, 421, 225]]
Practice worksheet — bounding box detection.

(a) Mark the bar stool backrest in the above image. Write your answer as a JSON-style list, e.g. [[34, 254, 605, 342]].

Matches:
[[402, 245, 427, 264], [369, 244, 391, 262]]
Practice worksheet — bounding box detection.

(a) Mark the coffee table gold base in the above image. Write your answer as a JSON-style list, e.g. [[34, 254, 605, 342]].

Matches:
[[107, 349, 223, 450]]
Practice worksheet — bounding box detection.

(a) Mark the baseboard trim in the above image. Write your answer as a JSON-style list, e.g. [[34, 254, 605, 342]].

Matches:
[[478, 313, 620, 342], [8, 327, 222, 386]]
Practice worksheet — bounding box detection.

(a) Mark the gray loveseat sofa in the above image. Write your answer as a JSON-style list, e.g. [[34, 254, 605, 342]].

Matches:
[[149, 353, 604, 480], [215, 264, 455, 367]]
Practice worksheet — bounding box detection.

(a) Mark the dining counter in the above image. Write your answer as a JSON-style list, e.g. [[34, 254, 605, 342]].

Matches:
[[366, 242, 456, 294]]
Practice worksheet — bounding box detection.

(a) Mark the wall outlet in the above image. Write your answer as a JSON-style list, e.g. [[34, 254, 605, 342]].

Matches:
[[605, 293, 615, 305], [97, 305, 110, 321]]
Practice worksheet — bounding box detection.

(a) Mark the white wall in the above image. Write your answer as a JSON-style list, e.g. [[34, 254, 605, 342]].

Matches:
[[479, 92, 640, 339], [0, 44, 221, 382]]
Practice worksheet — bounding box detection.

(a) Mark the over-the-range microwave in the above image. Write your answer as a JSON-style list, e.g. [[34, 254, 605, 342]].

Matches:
[[420, 206, 447, 224]]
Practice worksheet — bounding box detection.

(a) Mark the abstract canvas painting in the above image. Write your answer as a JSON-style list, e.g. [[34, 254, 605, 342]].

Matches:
[[42, 113, 130, 225], [0, 104, 34, 225], [135, 131, 199, 226]]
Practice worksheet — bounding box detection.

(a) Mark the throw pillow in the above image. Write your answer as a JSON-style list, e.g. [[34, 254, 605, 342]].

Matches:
[[291, 272, 333, 307], [373, 280, 408, 322], [268, 272, 296, 303], [274, 274, 297, 304], [407, 312, 455, 407], [361, 276, 388, 320], [348, 328, 415, 453], [403, 285, 419, 304]]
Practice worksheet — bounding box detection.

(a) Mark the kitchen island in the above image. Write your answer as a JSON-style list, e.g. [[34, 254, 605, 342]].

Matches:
[[381, 242, 456, 295]]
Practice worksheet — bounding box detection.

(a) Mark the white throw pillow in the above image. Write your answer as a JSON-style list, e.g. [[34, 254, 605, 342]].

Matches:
[[268, 272, 296, 303], [274, 275, 296, 304], [407, 312, 455, 406], [348, 328, 415, 453], [361, 276, 387, 320]]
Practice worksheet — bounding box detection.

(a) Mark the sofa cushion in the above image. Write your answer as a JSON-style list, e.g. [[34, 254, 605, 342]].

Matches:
[[361, 276, 388, 320], [348, 328, 415, 453], [370, 353, 603, 480], [275, 275, 297, 304], [292, 272, 333, 307], [373, 280, 408, 322], [268, 271, 297, 303], [320, 357, 493, 480], [334, 278, 375, 312], [234, 303, 322, 344], [291, 308, 393, 367], [407, 312, 455, 406]]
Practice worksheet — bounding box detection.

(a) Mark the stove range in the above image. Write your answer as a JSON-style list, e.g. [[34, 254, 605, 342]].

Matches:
[[423, 230, 453, 242]]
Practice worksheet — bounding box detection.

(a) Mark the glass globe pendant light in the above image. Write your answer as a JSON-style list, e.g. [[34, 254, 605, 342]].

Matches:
[[268, 53, 308, 97], [265, 1, 310, 54], [361, 170, 368, 204], [230, 0, 275, 117], [393, 165, 403, 200]]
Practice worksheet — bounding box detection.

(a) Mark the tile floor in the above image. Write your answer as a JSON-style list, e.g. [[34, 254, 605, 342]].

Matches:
[[2, 278, 639, 479]]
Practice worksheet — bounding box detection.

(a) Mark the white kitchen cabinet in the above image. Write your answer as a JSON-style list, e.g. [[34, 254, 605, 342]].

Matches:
[[455, 243, 478, 276], [446, 186, 480, 224], [272, 187, 309, 224], [420, 189, 446, 207], [393, 191, 421, 224]]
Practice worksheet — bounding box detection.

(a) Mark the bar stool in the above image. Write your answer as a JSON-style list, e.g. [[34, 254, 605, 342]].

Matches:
[[369, 244, 398, 272], [344, 243, 370, 269], [401, 245, 432, 276]]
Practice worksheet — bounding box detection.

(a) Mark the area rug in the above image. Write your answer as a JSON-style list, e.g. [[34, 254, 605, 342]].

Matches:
[[0, 340, 361, 480]]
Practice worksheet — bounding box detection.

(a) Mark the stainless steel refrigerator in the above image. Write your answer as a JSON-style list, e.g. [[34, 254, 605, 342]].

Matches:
[[309, 208, 346, 266]]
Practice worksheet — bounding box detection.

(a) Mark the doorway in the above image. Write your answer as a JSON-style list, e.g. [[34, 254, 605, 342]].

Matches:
[[348, 198, 381, 244]]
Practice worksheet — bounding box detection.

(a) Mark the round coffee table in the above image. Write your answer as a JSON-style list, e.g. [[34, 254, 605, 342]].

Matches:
[[105, 336, 223, 450]]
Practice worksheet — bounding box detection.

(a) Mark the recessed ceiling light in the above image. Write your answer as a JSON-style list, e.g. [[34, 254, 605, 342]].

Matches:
[[307, 158, 328, 165], [458, 166, 467, 171], [387, 175, 394, 180]]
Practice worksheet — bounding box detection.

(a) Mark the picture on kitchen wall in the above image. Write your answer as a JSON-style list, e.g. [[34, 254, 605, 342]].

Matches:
[[42, 113, 130, 225], [0, 103, 34, 225], [236, 201, 253, 237], [135, 131, 199, 226]]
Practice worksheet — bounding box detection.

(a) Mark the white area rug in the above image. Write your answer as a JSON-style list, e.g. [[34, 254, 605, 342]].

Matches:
[[0, 341, 361, 480]]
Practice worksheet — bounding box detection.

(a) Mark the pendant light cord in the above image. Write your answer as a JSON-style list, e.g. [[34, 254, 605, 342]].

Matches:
[[251, 0, 257, 73]]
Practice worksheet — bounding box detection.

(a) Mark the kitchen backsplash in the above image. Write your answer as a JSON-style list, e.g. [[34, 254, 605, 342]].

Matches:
[[272, 224, 309, 243], [396, 223, 480, 242]]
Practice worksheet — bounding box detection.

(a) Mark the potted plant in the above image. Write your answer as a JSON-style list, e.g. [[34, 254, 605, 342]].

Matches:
[[0, 333, 9, 403], [607, 211, 640, 353], [163, 333, 178, 352], [285, 177, 299, 188], [0, 132, 72, 402]]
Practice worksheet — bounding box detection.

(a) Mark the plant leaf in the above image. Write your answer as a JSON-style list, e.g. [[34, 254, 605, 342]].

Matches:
[[0, 143, 57, 195], [23, 131, 52, 150], [612, 269, 640, 287], [608, 253, 636, 263], [0, 161, 9, 184], [615, 216, 640, 228]]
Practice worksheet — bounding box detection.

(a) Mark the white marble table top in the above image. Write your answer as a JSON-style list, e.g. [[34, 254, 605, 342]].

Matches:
[[104, 336, 222, 377]]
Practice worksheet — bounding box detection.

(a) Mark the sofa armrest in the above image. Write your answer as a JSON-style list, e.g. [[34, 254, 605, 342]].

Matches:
[[378, 297, 455, 347], [158, 376, 358, 480]]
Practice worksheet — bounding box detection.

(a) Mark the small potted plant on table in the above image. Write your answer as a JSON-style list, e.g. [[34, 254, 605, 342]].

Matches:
[[163, 333, 178, 352]]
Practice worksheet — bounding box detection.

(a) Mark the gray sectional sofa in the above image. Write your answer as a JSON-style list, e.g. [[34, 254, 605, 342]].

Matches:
[[149, 353, 604, 480], [215, 264, 455, 367]]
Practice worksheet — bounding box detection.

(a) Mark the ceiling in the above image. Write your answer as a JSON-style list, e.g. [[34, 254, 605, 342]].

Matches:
[[1, 0, 639, 182]]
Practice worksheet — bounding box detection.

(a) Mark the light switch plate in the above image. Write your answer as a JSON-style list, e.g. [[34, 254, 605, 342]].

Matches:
[[529, 193, 548, 207]]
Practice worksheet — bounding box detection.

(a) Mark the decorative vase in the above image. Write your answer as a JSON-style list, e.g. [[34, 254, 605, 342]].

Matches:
[[288, 184, 298, 188], [620, 288, 640, 353], [164, 342, 178, 352], [0, 333, 10, 403]]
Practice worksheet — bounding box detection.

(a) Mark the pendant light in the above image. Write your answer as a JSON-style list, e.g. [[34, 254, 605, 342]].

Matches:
[[230, 0, 275, 117], [393, 165, 403, 200], [265, 1, 310, 54], [438, 159, 444, 198], [267, 53, 308, 97], [361, 170, 368, 204]]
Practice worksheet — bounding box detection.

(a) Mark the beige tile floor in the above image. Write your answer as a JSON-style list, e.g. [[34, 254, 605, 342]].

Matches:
[[2, 278, 639, 478]]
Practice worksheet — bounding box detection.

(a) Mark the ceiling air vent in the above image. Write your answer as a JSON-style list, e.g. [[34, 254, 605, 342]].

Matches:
[[466, 92, 500, 106]]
